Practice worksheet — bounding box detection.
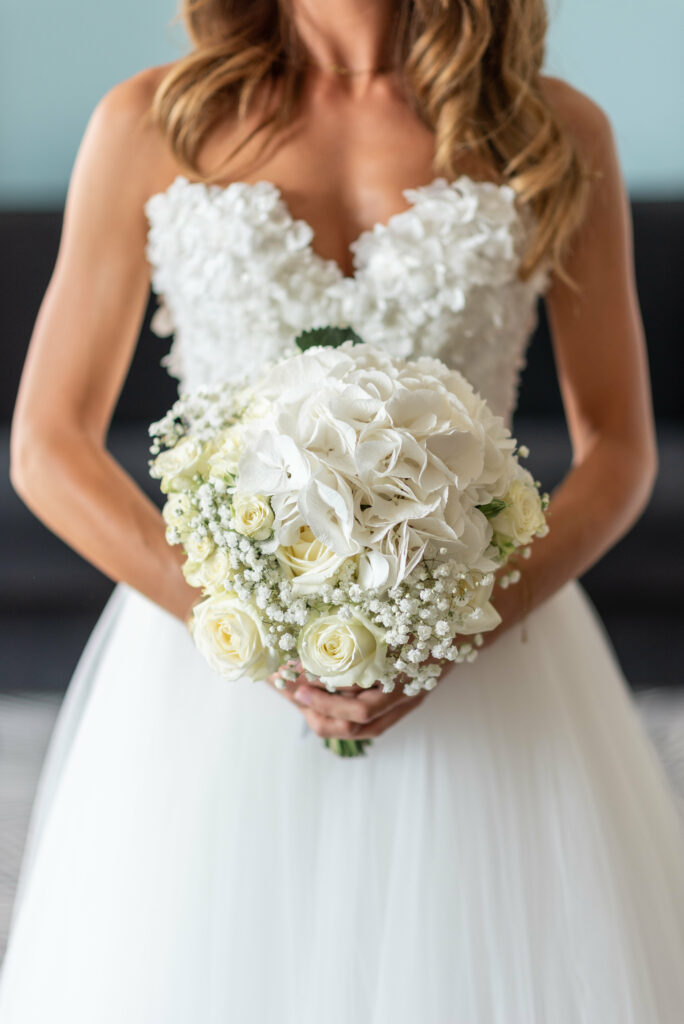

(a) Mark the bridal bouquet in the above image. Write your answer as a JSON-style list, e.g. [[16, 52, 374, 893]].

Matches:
[[149, 328, 548, 755]]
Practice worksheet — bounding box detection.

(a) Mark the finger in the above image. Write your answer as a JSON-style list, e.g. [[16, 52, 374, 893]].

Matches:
[[293, 684, 377, 724], [264, 675, 299, 701], [353, 684, 412, 719], [301, 707, 360, 741], [294, 680, 408, 724], [266, 655, 314, 683], [264, 664, 304, 701], [352, 692, 428, 739]]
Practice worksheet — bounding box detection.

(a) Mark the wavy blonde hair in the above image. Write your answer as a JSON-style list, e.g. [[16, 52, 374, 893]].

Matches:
[[152, 0, 591, 281]]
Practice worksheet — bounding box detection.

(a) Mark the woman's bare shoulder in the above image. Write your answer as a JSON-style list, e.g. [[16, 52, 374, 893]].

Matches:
[[99, 63, 174, 112], [78, 64, 183, 203], [91, 62, 257, 191], [539, 75, 615, 162]]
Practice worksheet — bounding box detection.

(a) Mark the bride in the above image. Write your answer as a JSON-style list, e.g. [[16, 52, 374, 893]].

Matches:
[[3, 1, 684, 1020]]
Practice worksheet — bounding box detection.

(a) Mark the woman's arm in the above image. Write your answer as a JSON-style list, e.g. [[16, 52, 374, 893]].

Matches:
[[486, 80, 657, 637], [10, 69, 198, 623], [289, 83, 658, 739]]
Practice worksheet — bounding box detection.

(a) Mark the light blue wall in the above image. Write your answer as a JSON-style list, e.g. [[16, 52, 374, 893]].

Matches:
[[545, 0, 684, 195], [1, 0, 682, 206], [0, 2, 186, 207]]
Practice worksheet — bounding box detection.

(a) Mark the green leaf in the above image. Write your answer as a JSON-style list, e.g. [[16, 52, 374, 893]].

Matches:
[[491, 531, 516, 560], [478, 498, 508, 518], [294, 325, 365, 352]]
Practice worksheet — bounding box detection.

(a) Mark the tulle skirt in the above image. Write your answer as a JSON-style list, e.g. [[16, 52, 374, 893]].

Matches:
[[1, 579, 684, 1023]]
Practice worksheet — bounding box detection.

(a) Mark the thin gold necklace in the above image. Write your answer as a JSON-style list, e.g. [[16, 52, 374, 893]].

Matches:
[[307, 62, 395, 76]]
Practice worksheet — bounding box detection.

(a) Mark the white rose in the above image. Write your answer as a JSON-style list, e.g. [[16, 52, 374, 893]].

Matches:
[[162, 493, 194, 541], [191, 594, 275, 681], [181, 559, 203, 589], [297, 610, 387, 689], [208, 427, 244, 480], [491, 477, 547, 546], [199, 548, 233, 594], [151, 437, 210, 493], [185, 533, 215, 564], [232, 494, 274, 540], [275, 525, 350, 594], [240, 394, 273, 423]]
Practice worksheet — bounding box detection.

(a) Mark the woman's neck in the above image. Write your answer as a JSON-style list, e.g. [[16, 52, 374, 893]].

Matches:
[[290, 0, 396, 80]]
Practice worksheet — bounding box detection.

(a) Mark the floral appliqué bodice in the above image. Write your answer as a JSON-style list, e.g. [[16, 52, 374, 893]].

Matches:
[[144, 175, 550, 423]]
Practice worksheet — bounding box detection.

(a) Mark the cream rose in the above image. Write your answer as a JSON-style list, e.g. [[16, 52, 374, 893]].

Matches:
[[181, 559, 203, 588], [162, 493, 194, 542], [198, 548, 233, 594], [185, 533, 215, 564], [232, 493, 274, 540], [275, 525, 349, 595], [491, 478, 547, 547], [208, 426, 244, 480], [152, 437, 210, 493], [239, 392, 272, 423], [190, 594, 274, 681], [297, 611, 387, 689]]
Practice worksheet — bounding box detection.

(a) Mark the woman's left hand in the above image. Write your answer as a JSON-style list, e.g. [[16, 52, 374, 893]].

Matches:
[[292, 677, 434, 740]]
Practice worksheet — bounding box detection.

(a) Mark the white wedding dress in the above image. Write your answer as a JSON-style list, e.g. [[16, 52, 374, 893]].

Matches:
[[2, 175, 684, 1023]]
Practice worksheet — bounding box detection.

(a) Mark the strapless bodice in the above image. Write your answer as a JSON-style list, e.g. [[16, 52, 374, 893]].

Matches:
[[144, 174, 549, 422]]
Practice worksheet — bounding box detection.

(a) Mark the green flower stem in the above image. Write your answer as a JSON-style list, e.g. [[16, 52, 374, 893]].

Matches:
[[324, 738, 373, 758]]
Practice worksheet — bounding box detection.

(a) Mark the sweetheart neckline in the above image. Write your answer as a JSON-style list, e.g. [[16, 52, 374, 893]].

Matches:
[[144, 173, 520, 282]]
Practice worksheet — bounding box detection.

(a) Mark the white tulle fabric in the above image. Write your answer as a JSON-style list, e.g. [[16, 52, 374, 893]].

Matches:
[[2, 176, 684, 1024]]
